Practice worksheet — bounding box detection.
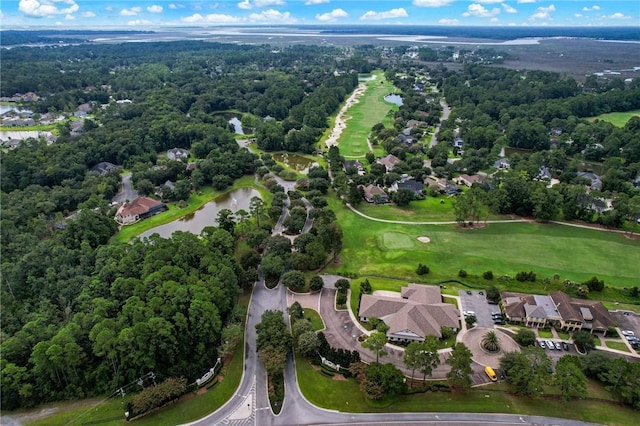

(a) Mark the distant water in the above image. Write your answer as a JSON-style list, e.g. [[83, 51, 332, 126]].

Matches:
[[229, 117, 244, 134], [0, 105, 32, 114], [384, 94, 403, 106]]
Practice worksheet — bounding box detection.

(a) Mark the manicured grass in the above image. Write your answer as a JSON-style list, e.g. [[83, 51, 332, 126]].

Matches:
[[304, 308, 325, 331], [295, 355, 637, 425], [538, 329, 554, 338], [113, 175, 269, 243], [556, 330, 571, 340], [334, 70, 400, 159], [0, 123, 59, 132], [605, 341, 630, 352], [587, 109, 640, 127], [327, 196, 640, 289]]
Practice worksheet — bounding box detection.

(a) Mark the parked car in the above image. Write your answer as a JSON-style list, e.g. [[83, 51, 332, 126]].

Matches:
[[479, 291, 484, 296], [466, 290, 472, 295], [539, 341, 546, 349], [562, 342, 569, 351], [547, 340, 555, 349], [625, 335, 637, 341], [554, 341, 562, 350], [621, 330, 635, 336], [463, 311, 475, 317], [493, 320, 505, 325]]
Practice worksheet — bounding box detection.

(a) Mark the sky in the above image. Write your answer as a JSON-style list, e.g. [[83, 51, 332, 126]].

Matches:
[[1, 0, 638, 28]]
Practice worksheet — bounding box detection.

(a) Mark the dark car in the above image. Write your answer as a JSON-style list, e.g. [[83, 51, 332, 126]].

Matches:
[[479, 291, 484, 296], [466, 290, 472, 295], [562, 342, 569, 351]]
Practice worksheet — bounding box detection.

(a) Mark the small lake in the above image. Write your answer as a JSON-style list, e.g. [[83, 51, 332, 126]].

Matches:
[[384, 94, 403, 106], [272, 153, 317, 174], [229, 117, 244, 134], [137, 187, 261, 240]]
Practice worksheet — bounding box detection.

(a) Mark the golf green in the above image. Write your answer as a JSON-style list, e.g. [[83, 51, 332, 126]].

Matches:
[[379, 231, 415, 250]]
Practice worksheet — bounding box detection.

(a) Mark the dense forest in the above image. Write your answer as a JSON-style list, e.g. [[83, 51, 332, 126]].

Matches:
[[0, 41, 355, 409]]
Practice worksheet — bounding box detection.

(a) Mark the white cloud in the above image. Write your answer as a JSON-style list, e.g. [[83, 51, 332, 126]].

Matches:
[[517, 0, 535, 3], [608, 12, 630, 19], [437, 18, 459, 24], [582, 5, 600, 12], [502, 3, 517, 13], [475, 0, 504, 3], [19, 0, 79, 18], [316, 8, 348, 22], [360, 8, 408, 20], [181, 13, 244, 23], [574, 13, 582, 17], [128, 19, 152, 26], [120, 7, 142, 16], [238, 0, 252, 9], [81, 11, 95, 18], [254, 0, 286, 6], [147, 5, 163, 13], [413, 0, 454, 7], [490, 17, 499, 22], [530, 4, 555, 20], [463, 4, 500, 17], [65, 13, 74, 20], [169, 3, 185, 9], [249, 9, 296, 23], [305, 0, 329, 4]]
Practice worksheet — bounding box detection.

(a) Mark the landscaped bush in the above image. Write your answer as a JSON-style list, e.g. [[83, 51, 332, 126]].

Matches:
[[336, 291, 347, 306], [127, 377, 187, 419], [516, 271, 536, 282], [310, 276, 324, 292], [458, 269, 467, 278], [416, 263, 430, 275], [514, 328, 536, 346], [483, 270, 494, 280], [317, 332, 360, 367]]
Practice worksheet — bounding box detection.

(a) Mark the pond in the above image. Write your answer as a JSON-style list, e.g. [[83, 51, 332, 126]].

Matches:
[[137, 187, 261, 240], [384, 94, 403, 106], [272, 153, 317, 174], [228, 116, 244, 134]]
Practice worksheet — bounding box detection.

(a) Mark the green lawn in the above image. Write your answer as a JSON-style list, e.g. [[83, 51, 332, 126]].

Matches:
[[587, 109, 640, 127], [295, 355, 637, 425], [328, 197, 640, 289], [113, 175, 269, 243], [333, 70, 400, 159], [538, 329, 554, 338], [304, 308, 325, 332], [605, 341, 630, 352]]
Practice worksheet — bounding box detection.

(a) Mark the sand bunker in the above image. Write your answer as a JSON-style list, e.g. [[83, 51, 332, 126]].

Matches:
[[325, 76, 376, 148], [417, 236, 431, 243]]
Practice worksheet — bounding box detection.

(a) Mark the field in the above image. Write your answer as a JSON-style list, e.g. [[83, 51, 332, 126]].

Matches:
[[333, 70, 399, 159], [587, 109, 640, 127], [326, 197, 640, 289]]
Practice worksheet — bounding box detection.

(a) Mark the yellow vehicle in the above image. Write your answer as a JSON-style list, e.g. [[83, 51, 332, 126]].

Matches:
[[485, 366, 497, 382]]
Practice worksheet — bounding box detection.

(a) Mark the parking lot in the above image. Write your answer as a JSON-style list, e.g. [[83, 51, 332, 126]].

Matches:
[[611, 310, 640, 336], [459, 289, 499, 328]]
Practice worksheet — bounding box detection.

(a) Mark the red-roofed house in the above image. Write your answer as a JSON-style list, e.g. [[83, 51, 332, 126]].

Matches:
[[115, 197, 167, 225]]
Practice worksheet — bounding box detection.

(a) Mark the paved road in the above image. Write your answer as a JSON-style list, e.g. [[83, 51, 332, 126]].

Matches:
[[112, 172, 138, 203], [429, 98, 451, 148]]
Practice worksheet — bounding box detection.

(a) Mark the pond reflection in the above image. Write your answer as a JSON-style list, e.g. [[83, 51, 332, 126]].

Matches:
[[138, 187, 261, 240], [272, 153, 317, 174]]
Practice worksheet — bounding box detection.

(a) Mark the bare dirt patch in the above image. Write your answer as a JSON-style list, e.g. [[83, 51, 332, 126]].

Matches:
[[417, 236, 431, 243], [332, 374, 348, 381]]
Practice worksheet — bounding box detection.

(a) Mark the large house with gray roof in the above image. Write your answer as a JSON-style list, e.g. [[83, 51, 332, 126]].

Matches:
[[359, 284, 459, 343], [500, 290, 614, 334]]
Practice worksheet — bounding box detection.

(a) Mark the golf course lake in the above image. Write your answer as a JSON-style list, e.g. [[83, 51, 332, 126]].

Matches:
[[272, 153, 317, 174], [228, 116, 244, 134], [383, 93, 403, 106], [137, 187, 261, 239]]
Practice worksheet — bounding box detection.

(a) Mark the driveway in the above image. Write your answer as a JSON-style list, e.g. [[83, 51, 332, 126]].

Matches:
[[112, 172, 138, 203], [459, 290, 496, 328]]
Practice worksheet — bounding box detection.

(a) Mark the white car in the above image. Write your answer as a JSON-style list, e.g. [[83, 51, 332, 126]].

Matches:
[[547, 340, 555, 349], [463, 311, 476, 317], [621, 330, 635, 336]]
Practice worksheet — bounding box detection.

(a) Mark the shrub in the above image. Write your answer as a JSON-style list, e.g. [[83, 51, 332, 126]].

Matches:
[[483, 271, 494, 280], [416, 263, 430, 275], [583, 276, 604, 292], [360, 279, 372, 295], [458, 269, 467, 278], [516, 271, 536, 282], [440, 326, 455, 339], [514, 328, 536, 346], [309, 276, 324, 292], [336, 292, 347, 306], [128, 378, 187, 418]]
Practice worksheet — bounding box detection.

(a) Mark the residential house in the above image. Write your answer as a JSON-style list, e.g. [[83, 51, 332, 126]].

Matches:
[[576, 171, 603, 191], [397, 133, 415, 145], [457, 174, 484, 188], [186, 162, 198, 172], [377, 154, 401, 172], [390, 178, 424, 197], [167, 148, 189, 162], [343, 160, 364, 173], [91, 162, 117, 176], [493, 158, 511, 169], [156, 180, 175, 198], [362, 184, 388, 204], [633, 175, 640, 188], [359, 284, 459, 342], [537, 166, 552, 181], [436, 179, 460, 195], [453, 137, 464, 149], [115, 197, 167, 225], [406, 119, 426, 129], [70, 120, 84, 136], [74, 103, 92, 118], [501, 291, 614, 334]]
